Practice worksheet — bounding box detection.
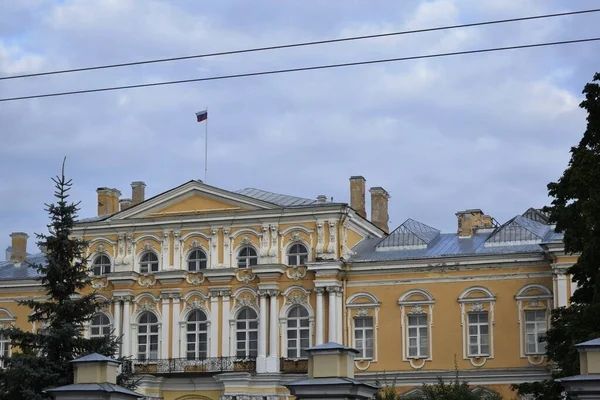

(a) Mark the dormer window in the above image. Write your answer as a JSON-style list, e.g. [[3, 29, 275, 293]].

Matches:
[[237, 246, 258, 268]]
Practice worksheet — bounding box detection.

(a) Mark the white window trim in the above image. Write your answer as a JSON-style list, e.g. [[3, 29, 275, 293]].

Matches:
[[346, 292, 380, 369], [407, 313, 429, 359], [284, 304, 312, 359], [87, 311, 113, 339], [398, 290, 434, 370], [516, 284, 553, 365], [235, 245, 260, 269], [285, 241, 310, 267], [91, 253, 112, 276], [185, 247, 209, 272], [178, 232, 212, 270], [130, 299, 162, 362], [135, 311, 161, 361], [138, 250, 160, 274], [184, 309, 210, 360], [232, 306, 259, 359], [458, 286, 495, 367], [280, 287, 314, 360], [353, 315, 374, 360], [178, 293, 211, 359], [466, 311, 490, 357]]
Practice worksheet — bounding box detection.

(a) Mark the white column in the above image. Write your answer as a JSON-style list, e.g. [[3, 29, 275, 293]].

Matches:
[[336, 291, 343, 344], [222, 291, 231, 357], [210, 293, 220, 358], [172, 297, 180, 358], [122, 298, 131, 357], [267, 291, 280, 372], [557, 274, 568, 307], [316, 288, 325, 345], [113, 300, 122, 357], [161, 296, 170, 359], [257, 291, 268, 373], [328, 287, 337, 343]]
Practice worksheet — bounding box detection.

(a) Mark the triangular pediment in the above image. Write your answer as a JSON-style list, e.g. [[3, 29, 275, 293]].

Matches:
[[109, 180, 279, 220]]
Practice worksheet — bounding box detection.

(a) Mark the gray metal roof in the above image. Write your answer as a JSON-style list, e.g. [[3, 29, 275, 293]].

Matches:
[[576, 338, 600, 347], [285, 377, 378, 388], [307, 342, 359, 353], [0, 253, 44, 280], [72, 353, 119, 364], [45, 382, 142, 396], [522, 208, 551, 224], [485, 215, 551, 246], [236, 188, 318, 207], [377, 218, 440, 249], [75, 214, 113, 224]]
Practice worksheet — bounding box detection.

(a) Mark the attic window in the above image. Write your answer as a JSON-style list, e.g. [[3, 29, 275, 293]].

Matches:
[[485, 215, 550, 247]]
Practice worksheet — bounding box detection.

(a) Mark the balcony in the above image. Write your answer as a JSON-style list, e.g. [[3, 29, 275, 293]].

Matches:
[[280, 358, 309, 374], [128, 357, 257, 375]]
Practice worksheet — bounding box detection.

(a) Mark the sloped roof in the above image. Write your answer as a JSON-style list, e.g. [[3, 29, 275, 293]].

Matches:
[[522, 208, 551, 224], [376, 218, 440, 250], [485, 215, 551, 246], [0, 253, 44, 280], [236, 188, 318, 207]]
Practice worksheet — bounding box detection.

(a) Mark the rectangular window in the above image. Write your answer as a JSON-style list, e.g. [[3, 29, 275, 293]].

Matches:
[[407, 314, 428, 358], [354, 317, 373, 359], [0, 336, 9, 368], [525, 310, 547, 354], [468, 312, 489, 356]]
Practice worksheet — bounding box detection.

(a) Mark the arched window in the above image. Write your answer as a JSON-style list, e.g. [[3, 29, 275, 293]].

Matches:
[[187, 249, 207, 272], [0, 335, 9, 367], [237, 247, 258, 268], [138, 312, 159, 360], [186, 310, 208, 360], [90, 313, 111, 338], [287, 243, 308, 266], [236, 308, 258, 358], [140, 252, 159, 274], [287, 305, 310, 358], [92, 255, 111, 276]]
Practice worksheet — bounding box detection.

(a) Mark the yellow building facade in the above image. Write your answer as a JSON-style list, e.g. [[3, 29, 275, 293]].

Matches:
[[0, 177, 577, 400]]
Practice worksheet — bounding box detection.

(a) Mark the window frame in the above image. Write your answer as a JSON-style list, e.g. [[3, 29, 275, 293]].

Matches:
[[137, 311, 159, 361], [139, 251, 160, 274], [515, 284, 553, 364], [186, 309, 209, 360], [346, 292, 380, 366], [0, 335, 9, 367], [235, 307, 258, 358], [236, 246, 258, 269], [287, 242, 309, 266], [92, 254, 111, 276], [286, 305, 310, 359], [187, 249, 208, 272], [407, 313, 428, 359], [353, 316, 374, 360], [397, 289, 434, 369], [458, 286, 495, 367], [524, 310, 547, 355], [467, 311, 490, 357], [90, 313, 111, 338]]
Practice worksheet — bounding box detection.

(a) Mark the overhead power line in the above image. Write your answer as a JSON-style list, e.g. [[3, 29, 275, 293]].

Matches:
[[1, 37, 598, 103], [1, 8, 599, 81]]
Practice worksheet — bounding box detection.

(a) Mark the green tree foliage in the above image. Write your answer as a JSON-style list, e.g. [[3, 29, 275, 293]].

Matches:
[[513, 74, 600, 399], [0, 161, 136, 399]]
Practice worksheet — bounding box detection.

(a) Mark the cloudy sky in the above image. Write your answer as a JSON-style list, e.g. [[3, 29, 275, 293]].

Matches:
[[1, 0, 598, 254]]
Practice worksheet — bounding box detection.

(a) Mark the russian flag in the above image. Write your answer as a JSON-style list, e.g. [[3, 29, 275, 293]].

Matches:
[[196, 110, 208, 122]]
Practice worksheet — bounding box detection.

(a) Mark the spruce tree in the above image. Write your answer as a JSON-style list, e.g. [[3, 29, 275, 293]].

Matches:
[[513, 74, 600, 399], [0, 160, 132, 399]]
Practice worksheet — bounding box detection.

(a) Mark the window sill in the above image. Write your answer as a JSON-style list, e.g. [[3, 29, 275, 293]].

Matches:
[[468, 354, 489, 358], [407, 356, 428, 360], [355, 358, 374, 361]]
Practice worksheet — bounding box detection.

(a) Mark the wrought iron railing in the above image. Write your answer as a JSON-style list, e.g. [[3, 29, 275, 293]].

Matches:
[[131, 356, 257, 375], [280, 358, 308, 373]]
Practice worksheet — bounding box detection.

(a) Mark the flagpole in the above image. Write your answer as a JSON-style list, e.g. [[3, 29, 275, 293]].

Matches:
[[204, 107, 208, 183]]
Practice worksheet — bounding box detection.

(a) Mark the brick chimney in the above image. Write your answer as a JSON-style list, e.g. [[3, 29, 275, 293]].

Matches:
[[131, 181, 146, 206], [349, 176, 366, 218], [120, 198, 133, 211], [369, 187, 390, 233], [9, 232, 28, 263], [456, 209, 495, 237], [97, 188, 121, 216]]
